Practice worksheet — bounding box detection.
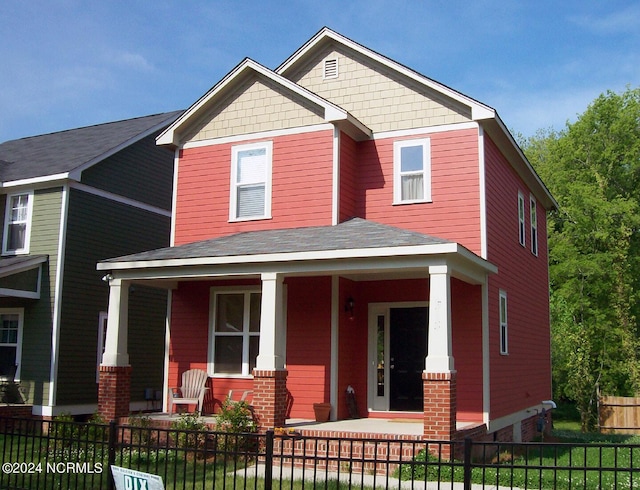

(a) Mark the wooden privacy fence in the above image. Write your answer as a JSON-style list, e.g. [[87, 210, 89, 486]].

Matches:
[[600, 396, 640, 434]]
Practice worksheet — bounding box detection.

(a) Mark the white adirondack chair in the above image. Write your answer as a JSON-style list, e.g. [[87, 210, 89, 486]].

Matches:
[[169, 369, 209, 415]]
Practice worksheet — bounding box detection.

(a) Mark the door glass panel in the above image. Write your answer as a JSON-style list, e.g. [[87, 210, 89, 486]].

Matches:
[[377, 315, 385, 397]]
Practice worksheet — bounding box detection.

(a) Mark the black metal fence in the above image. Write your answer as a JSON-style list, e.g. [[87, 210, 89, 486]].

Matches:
[[1, 416, 640, 489]]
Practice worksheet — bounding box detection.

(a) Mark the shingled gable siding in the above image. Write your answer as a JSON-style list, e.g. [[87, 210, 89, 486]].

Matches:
[[57, 189, 168, 406], [285, 44, 471, 134], [174, 129, 334, 245], [355, 127, 482, 255], [484, 135, 551, 419], [184, 74, 325, 143], [0, 188, 62, 406]]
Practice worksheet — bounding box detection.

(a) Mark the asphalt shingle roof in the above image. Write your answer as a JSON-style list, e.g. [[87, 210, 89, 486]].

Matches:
[[102, 218, 452, 264], [0, 111, 183, 182]]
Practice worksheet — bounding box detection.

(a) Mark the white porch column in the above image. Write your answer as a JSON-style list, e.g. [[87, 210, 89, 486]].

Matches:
[[101, 278, 130, 367], [256, 272, 286, 370], [425, 265, 455, 372]]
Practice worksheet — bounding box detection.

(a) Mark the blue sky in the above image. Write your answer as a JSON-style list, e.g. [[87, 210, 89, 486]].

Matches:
[[1, 1, 638, 142]]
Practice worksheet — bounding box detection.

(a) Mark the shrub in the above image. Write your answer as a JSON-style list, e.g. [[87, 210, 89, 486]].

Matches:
[[215, 398, 257, 434], [170, 412, 209, 454]]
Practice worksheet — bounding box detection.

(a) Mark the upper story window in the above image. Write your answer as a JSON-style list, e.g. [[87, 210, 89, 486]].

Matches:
[[393, 138, 431, 204], [499, 291, 508, 355], [209, 289, 261, 376], [3, 191, 33, 255], [230, 141, 272, 221], [0, 309, 23, 380], [530, 195, 538, 256], [518, 191, 526, 247]]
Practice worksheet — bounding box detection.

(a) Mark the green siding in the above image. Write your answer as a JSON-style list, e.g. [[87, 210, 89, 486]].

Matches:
[[0, 267, 39, 292], [81, 132, 174, 210], [0, 187, 63, 406], [56, 188, 169, 406]]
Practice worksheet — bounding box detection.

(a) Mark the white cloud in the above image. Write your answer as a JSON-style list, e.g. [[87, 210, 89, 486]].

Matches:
[[110, 51, 155, 72]]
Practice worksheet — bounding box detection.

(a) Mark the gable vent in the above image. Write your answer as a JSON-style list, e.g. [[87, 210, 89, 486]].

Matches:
[[323, 58, 338, 80]]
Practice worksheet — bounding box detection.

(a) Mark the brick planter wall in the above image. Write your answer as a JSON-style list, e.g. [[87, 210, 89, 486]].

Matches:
[[98, 365, 132, 421], [252, 369, 288, 430]]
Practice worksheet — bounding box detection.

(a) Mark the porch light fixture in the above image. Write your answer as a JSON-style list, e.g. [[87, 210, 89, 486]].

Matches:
[[345, 296, 355, 320]]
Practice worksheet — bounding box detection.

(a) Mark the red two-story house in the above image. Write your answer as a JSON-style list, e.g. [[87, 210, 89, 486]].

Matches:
[[97, 28, 555, 442]]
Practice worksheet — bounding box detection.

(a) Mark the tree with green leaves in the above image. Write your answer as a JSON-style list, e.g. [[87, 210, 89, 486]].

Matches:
[[523, 87, 640, 431]]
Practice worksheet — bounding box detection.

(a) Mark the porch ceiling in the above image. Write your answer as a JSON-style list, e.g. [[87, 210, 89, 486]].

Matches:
[[97, 218, 497, 286]]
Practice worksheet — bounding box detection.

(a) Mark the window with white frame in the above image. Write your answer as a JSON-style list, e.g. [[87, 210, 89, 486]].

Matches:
[[230, 141, 272, 221], [210, 290, 261, 375], [393, 139, 431, 204], [499, 291, 508, 355], [530, 195, 538, 256], [0, 309, 23, 379], [3, 191, 33, 255], [518, 192, 526, 247]]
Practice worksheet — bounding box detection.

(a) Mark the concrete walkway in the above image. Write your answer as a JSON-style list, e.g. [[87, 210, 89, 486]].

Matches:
[[237, 463, 519, 490]]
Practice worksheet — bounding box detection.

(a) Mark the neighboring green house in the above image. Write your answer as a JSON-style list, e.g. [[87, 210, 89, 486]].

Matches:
[[0, 111, 181, 417]]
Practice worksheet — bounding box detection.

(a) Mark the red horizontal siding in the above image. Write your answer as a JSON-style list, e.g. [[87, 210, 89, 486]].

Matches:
[[484, 134, 551, 420], [285, 277, 332, 419], [355, 128, 482, 254], [174, 130, 334, 245]]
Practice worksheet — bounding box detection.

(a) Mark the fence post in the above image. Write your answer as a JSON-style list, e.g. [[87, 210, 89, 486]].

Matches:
[[264, 430, 274, 490], [107, 420, 117, 490], [463, 437, 472, 490]]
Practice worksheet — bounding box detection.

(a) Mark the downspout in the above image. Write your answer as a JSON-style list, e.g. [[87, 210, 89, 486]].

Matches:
[[478, 125, 491, 425], [48, 183, 70, 411], [332, 127, 340, 226]]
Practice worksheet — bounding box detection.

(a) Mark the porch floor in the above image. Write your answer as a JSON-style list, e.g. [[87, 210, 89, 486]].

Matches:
[[133, 413, 482, 439]]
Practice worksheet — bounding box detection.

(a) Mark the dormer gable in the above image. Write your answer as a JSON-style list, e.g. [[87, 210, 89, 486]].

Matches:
[[157, 59, 370, 148]]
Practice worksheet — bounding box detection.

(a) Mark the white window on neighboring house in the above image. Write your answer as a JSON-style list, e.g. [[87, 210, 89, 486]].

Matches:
[[209, 290, 261, 376], [499, 291, 508, 355], [96, 312, 108, 382], [530, 195, 538, 256], [0, 309, 23, 380], [393, 139, 431, 204], [518, 191, 526, 247], [230, 141, 272, 221], [3, 191, 34, 255]]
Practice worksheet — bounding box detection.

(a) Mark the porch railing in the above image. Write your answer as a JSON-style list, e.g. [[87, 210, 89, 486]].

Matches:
[[1, 416, 639, 489]]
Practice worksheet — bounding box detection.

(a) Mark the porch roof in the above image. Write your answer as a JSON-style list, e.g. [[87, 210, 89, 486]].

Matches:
[[97, 218, 497, 284]]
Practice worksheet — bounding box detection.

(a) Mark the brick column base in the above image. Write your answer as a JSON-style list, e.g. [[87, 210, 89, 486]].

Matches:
[[252, 369, 288, 430], [98, 365, 132, 421], [423, 371, 457, 441]]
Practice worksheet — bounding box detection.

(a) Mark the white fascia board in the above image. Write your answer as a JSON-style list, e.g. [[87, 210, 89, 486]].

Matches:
[[277, 28, 495, 122], [98, 243, 497, 285], [99, 242, 460, 271], [1, 173, 69, 188], [157, 58, 352, 148]]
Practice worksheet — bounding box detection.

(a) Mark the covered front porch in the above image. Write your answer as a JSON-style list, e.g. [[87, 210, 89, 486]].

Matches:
[[97, 219, 496, 441], [121, 411, 486, 441]]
